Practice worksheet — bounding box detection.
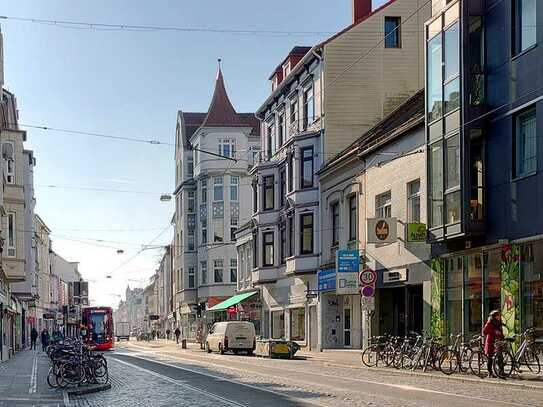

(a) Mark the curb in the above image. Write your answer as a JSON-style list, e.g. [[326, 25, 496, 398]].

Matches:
[[66, 383, 112, 397], [301, 355, 543, 391]]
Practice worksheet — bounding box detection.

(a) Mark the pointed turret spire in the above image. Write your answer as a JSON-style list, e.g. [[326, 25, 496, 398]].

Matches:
[[201, 59, 244, 127]]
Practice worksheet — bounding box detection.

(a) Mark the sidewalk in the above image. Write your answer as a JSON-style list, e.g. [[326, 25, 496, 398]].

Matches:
[[125, 339, 543, 390], [0, 348, 66, 406]]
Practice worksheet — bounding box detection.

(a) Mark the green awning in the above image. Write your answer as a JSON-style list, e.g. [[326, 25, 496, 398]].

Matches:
[[208, 291, 258, 311]]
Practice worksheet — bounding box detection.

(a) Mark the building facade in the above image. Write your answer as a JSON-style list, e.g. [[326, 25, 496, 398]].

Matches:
[[318, 91, 432, 348], [427, 0, 543, 339], [244, 0, 430, 347], [173, 63, 260, 339]]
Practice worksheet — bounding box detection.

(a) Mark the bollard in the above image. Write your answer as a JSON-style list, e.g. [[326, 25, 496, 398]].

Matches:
[[181, 339, 187, 349]]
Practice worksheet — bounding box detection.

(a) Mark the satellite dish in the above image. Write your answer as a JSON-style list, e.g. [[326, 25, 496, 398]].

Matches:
[[116, 249, 124, 255]]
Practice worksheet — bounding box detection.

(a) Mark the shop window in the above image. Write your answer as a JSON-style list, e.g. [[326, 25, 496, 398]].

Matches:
[[465, 254, 483, 338], [514, 107, 537, 178], [384, 17, 401, 48], [290, 308, 305, 341], [446, 256, 463, 335], [513, 0, 537, 55], [483, 249, 502, 318], [271, 311, 285, 339], [521, 242, 543, 330]]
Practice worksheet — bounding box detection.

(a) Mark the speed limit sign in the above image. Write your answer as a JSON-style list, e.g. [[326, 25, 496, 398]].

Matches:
[[359, 268, 376, 286]]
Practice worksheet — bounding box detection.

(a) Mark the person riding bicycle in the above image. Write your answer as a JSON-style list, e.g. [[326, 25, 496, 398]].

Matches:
[[483, 310, 504, 377]]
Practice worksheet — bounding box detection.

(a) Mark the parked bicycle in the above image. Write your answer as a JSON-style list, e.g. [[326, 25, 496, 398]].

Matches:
[[47, 338, 109, 389], [493, 328, 541, 379]]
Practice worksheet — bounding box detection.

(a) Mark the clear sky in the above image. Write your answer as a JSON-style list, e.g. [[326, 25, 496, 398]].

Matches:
[[1, 0, 386, 308]]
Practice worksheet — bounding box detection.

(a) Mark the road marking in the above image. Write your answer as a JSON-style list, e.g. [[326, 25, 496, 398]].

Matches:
[[120, 345, 538, 407], [112, 353, 328, 407], [111, 357, 246, 407], [29, 354, 38, 394], [63, 390, 71, 407]]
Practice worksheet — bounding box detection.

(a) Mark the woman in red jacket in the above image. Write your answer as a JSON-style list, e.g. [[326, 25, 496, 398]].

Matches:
[[482, 310, 504, 377]]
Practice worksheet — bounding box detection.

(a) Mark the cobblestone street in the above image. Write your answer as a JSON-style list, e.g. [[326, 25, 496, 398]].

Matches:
[[67, 340, 543, 407]]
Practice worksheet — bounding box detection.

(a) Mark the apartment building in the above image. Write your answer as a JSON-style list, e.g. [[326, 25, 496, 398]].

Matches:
[[242, 0, 430, 347], [426, 0, 543, 338], [173, 62, 260, 339], [318, 91, 431, 348]]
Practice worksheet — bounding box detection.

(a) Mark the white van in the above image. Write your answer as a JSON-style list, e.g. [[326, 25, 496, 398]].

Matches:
[[205, 321, 256, 355]]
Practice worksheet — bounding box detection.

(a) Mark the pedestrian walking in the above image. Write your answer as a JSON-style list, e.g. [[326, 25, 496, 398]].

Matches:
[[166, 329, 171, 340], [30, 328, 38, 350], [41, 329, 50, 352], [174, 327, 181, 344], [483, 310, 504, 377]]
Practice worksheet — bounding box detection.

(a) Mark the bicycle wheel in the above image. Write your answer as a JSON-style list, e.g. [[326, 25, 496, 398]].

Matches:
[[391, 348, 403, 369], [47, 367, 59, 388], [522, 349, 541, 375], [459, 347, 472, 373], [493, 350, 514, 379], [380, 345, 395, 367], [469, 350, 488, 378], [60, 362, 86, 386], [361, 345, 379, 367], [439, 350, 459, 375]]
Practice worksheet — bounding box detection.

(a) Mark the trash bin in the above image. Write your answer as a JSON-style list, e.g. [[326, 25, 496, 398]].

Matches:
[[181, 339, 187, 349]]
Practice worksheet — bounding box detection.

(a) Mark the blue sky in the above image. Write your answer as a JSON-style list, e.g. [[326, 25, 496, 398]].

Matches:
[[1, 0, 386, 307]]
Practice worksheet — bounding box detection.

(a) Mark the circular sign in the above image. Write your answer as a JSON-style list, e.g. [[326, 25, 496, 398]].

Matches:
[[361, 285, 375, 297], [375, 220, 390, 241], [359, 268, 376, 285]]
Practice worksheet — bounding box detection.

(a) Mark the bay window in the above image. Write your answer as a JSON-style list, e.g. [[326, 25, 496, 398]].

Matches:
[[263, 175, 274, 211], [263, 232, 274, 266], [300, 213, 314, 255], [300, 147, 314, 188]]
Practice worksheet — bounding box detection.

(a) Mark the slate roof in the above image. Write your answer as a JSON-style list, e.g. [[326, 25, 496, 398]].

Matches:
[[180, 64, 259, 144]]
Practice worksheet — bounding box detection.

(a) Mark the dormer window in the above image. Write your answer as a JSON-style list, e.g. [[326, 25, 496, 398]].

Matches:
[[283, 61, 292, 78]]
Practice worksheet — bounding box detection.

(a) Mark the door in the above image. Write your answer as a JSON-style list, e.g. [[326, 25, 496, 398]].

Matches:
[[343, 307, 352, 347]]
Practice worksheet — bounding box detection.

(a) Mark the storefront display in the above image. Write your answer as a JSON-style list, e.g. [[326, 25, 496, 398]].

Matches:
[[290, 308, 305, 341], [271, 310, 284, 339]]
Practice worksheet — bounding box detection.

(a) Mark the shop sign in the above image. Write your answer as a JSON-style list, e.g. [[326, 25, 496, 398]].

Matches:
[[43, 313, 55, 320], [367, 218, 397, 244], [318, 269, 336, 292], [383, 269, 408, 283], [406, 223, 427, 243], [305, 292, 318, 299], [336, 250, 360, 295]]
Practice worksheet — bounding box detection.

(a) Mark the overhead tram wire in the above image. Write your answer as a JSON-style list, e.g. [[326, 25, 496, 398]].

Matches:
[[0, 15, 335, 38]]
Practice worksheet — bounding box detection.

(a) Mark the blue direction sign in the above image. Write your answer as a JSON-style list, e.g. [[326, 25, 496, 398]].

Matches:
[[337, 250, 360, 273], [318, 269, 336, 292]]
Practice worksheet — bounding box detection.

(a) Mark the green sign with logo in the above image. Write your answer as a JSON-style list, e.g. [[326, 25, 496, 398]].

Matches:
[[407, 223, 427, 243]]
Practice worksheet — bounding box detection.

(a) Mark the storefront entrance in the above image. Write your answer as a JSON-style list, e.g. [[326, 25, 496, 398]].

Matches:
[[378, 285, 423, 336]]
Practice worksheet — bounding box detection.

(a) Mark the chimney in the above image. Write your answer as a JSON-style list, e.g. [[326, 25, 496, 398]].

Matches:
[[353, 0, 372, 23]]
